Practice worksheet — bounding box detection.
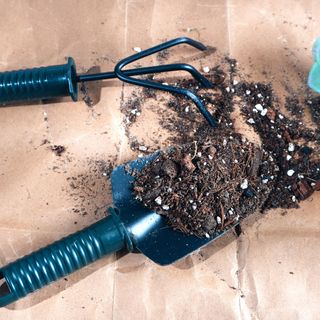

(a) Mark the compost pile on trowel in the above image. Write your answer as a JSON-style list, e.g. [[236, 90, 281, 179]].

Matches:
[[133, 126, 275, 237]]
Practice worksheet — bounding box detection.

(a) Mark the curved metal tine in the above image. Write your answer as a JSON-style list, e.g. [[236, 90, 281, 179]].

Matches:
[[140, 64, 213, 88], [114, 37, 217, 127], [77, 63, 212, 88]]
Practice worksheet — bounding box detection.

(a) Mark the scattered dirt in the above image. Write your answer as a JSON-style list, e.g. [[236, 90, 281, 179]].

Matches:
[[79, 66, 102, 108], [156, 49, 170, 64], [238, 82, 319, 209], [80, 82, 94, 107], [121, 92, 143, 131], [66, 157, 116, 218], [285, 96, 304, 118], [125, 51, 320, 237], [306, 96, 320, 130]]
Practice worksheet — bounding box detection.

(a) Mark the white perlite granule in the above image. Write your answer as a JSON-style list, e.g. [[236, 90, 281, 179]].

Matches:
[[255, 104, 263, 112], [287, 169, 295, 176], [288, 143, 295, 152], [240, 179, 248, 189], [202, 66, 210, 73], [133, 47, 142, 52]]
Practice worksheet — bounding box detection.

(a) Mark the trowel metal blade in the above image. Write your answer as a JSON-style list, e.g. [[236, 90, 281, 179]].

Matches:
[[111, 153, 235, 265]]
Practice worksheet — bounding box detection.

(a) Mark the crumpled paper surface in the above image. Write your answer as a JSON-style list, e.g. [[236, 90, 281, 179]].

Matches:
[[0, 1, 319, 319]]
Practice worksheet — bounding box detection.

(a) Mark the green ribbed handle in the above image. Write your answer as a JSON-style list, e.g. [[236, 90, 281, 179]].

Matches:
[[0, 215, 127, 307], [0, 58, 78, 103]]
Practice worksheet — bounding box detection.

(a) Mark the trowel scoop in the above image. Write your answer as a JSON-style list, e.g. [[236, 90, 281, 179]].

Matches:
[[0, 153, 235, 307]]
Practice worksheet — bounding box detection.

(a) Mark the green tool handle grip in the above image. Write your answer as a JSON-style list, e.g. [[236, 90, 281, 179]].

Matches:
[[0, 57, 78, 104], [0, 215, 127, 307]]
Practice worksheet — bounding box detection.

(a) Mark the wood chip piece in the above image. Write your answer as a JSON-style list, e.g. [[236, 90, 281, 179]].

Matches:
[[293, 180, 314, 200], [182, 154, 196, 172], [266, 108, 276, 121]]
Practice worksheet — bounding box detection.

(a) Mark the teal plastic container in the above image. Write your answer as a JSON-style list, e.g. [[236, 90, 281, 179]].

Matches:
[[308, 37, 320, 93]]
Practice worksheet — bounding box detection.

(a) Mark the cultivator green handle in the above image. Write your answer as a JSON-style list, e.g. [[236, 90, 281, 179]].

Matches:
[[0, 215, 129, 307], [0, 58, 78, 103]]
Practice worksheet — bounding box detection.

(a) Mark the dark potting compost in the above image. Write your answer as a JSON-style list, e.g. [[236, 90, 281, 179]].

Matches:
[[129, 56, 319, 237]]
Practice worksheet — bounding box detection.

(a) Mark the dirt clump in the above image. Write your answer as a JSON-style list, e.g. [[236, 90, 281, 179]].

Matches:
[[50, 145, 66, 156]]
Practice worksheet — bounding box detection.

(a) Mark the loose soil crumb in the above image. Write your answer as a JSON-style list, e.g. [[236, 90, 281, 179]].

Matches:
[[50, 145, 66, 156]]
